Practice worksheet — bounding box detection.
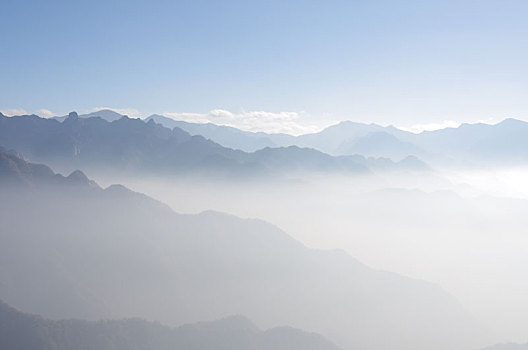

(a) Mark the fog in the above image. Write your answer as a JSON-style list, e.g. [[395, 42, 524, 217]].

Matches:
[[91, 168, 528, 343], [3, 0, 528, 347], [2, 122, 528, 349], [0, 173, 486, 350]]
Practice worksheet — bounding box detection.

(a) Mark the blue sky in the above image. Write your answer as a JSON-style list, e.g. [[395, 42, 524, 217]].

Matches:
[[1, 0, 527, 133]]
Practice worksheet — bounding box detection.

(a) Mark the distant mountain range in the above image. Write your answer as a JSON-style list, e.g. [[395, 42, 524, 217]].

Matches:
[[146, 114, 289, 152], [147, 114, 528, 166], [0, 300, 341, 350], [407, 118, 528, 165], [0, 150, 485, 350], [51, 109, 126, 122], [0, 146, 99, 187], [36, 109, 528, 166], [146, 114, 413, 156], [0, 112, 428, 177]]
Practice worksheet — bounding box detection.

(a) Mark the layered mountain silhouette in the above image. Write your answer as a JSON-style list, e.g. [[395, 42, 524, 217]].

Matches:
[[407, 118, 528, 165], [147, 115, 409, 156], [46, 111, 424, 161], [0, 112, 434, 177], [146, 114, 288, 152], [51, 109, 126, 122], [0, 300, 341, 350], [0, 151, 486, 350], [146, 113, 528, 166], [0, 147, 98, 186]]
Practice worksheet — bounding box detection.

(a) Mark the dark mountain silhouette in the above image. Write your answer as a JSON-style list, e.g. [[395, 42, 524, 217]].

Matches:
[[0, 148, 98, 188], [145, 114, 528, 166], [251, 146, 367, 173], [146, 114, 289, 152], [146, 115, 429, 172], [0, 113, 434, 177], [0, 113, 372, 177], [0, 300, 341, 350], [52, 108, 126, 122], [146, 115, 412, 157], [41, 110, 528, 165], [0, 152, 486, 350]]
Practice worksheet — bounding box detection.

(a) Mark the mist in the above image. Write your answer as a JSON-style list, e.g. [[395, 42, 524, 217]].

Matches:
[[2, 110, 528, 349], [90, 167, 528, 344], [3, 0, 528, 348]]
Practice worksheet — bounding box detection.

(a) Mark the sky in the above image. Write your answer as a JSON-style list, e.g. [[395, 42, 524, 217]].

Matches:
[[1, 0, 528, 134]]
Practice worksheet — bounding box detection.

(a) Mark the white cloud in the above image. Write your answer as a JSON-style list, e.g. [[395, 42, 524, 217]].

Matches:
[[162, 112, 211, 124], [0, 108, 28, 116], [397, 120, 462, 134], [36, 109, 55, 118], [93, 107, 142, 119], [162, 109, 322, 135]]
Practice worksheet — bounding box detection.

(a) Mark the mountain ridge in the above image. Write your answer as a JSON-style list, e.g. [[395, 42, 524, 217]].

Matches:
[[47, 110, 528, 165], [1, 112, 431, 178], [0, 151, 488, 350], [0, 299, 342, 350]]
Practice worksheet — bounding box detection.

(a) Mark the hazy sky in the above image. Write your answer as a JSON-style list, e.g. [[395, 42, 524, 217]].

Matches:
[[1, 0, 528, 133]]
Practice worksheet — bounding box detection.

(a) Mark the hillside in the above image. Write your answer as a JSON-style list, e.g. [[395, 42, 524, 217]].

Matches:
[[0, 113, 372, 177], [0, 150, 485, 350], [0, 300, 340, 350]]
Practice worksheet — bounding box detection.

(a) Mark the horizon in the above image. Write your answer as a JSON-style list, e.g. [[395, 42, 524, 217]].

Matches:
[[0, 106, 514, 135], [2, 0, 528, 134], [2, 1, 528, 349]]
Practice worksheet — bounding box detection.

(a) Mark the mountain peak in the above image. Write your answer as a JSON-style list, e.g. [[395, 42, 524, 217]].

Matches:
[[82, 109, 125, 122], [334, 120, 364, 128], [63, 112, 80, 124], [498, 118, 527, 127], [67, 169, 89, 183], [67, 111, 79, 120], [104, 183, 132, 196]]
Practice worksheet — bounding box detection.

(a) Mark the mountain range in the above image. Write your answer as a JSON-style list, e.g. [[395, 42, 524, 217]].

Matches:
[[146, 114, 414, 157], [0, 149, 486, 350], [51, 109, 126, 122], [0, 112, 428, 178], [148, 114, 528, 166], [0, 299, 341, 350], [38, 109, 528, 166]]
